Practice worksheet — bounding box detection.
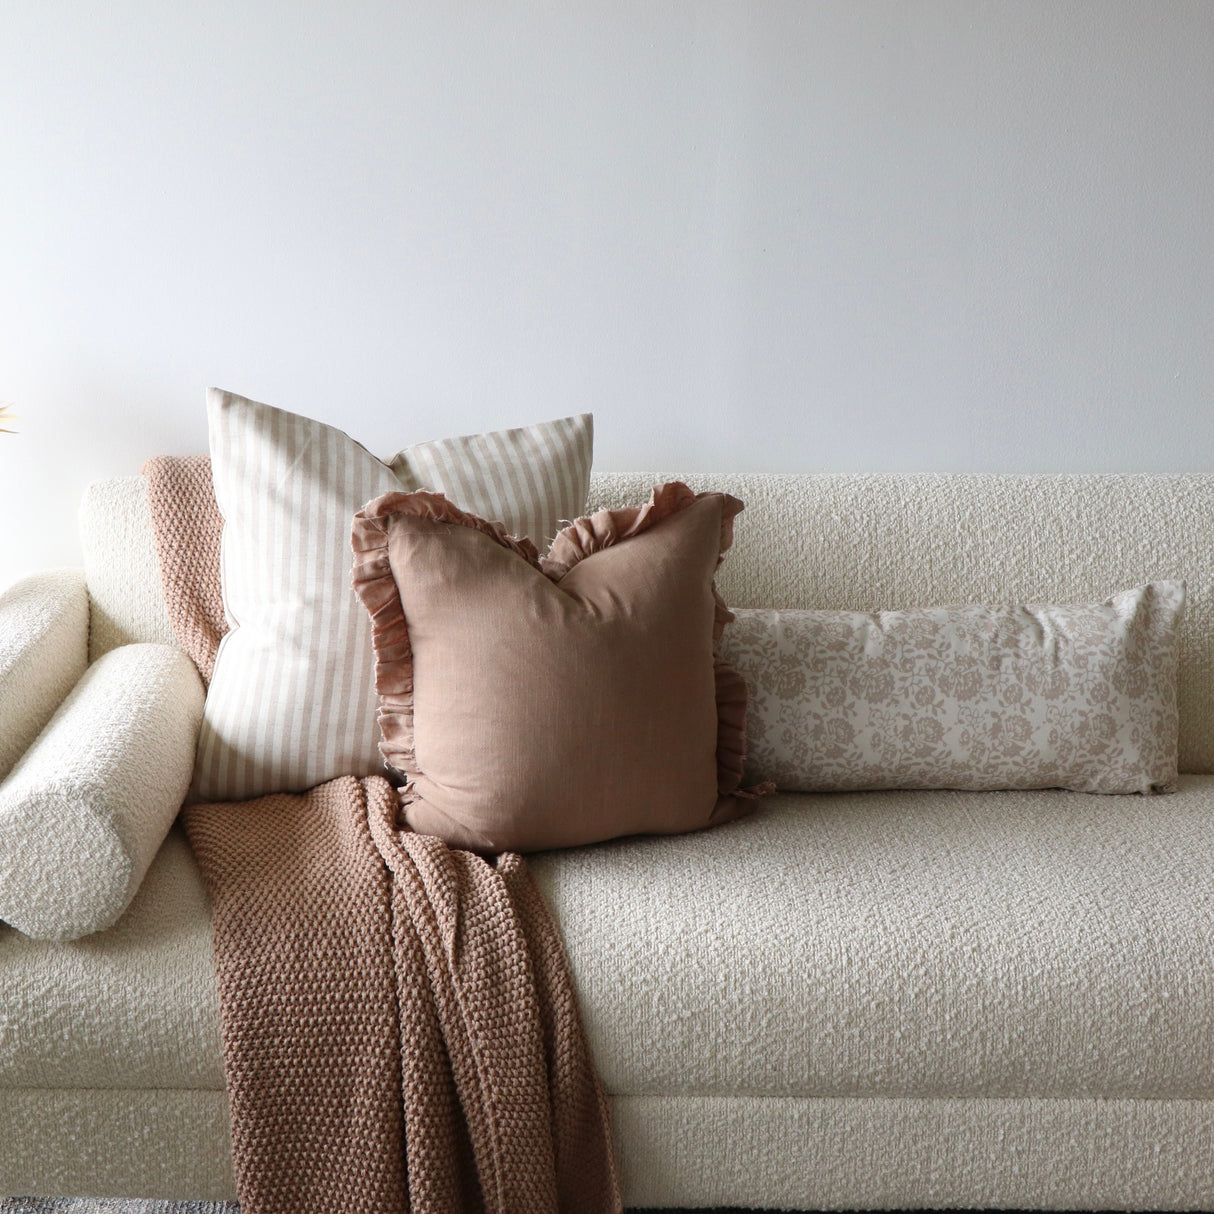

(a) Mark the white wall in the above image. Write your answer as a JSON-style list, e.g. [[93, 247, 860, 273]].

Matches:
[[2, 1, 1212, 588]]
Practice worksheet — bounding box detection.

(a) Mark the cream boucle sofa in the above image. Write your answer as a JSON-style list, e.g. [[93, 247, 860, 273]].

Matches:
[[4, 471, 1214, 1210]]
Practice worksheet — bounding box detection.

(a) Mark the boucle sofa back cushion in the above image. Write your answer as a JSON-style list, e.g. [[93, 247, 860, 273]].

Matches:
[[82, 472, 1214, 772], [80, 477, 177, 662], [587, 473, 1214, 774]]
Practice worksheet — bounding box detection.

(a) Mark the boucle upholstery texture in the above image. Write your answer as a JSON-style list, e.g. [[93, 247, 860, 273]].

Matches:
[[591, 472, 1214, 771], [0, 644, 204, 940], [79, 479, 176, 663], [6, 784, 1214, 1205], [530, 780, 1214, 1101], [0, 828, 223, 1091], [2, 1092, 1213, 1207], [607, 1095, 1214, 1210], [6, 788, 1214, 1191], [40, 469, 1214, 1208], [0, 569, 88, 783], [83, 471, 1214, 770], [0, 1087, 234, 1200]]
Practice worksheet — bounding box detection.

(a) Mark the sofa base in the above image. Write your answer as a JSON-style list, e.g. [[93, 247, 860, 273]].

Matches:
[[614, 1094, 1214, 1210], [5, 1091, 1214, 1209], [0, 1087, 235, 1201]]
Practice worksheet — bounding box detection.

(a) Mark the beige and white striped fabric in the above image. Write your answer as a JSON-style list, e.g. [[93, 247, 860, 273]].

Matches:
[[390, 426, 590, 559], [194, 388, 592, 802]]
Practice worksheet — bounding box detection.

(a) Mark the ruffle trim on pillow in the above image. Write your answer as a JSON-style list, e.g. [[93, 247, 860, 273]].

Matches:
[[352, 483, 774, 812], [543, 480, 743, 640], [714, 660, 776, 803], [359, 489, 542, 567], [543, 480, 741, 578], [351, 490, 543, 782], [715, 663, 749, 796]]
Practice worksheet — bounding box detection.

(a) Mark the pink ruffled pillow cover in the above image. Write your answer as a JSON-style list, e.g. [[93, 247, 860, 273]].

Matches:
[[351, 482, 772, 853]]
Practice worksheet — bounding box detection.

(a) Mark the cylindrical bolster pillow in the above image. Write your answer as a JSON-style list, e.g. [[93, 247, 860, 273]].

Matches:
[[0, 643, 204, 941], [0, 569, 89, 783]]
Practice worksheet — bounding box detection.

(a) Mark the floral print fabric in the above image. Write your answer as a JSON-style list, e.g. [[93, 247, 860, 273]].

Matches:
[[720, 582, 1185, 795]]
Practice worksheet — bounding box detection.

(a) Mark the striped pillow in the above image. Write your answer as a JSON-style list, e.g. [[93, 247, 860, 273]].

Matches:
[[193, 388, 592, 801]]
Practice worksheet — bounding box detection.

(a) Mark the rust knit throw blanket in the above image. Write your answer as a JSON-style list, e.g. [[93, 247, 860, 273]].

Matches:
[[143, 456, 621, 1213], [142, 455, 226, 684]]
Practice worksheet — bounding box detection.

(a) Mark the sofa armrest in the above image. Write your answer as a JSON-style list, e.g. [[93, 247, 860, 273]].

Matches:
[[0, 569, 89, 782], [0, 642, 204, 941]]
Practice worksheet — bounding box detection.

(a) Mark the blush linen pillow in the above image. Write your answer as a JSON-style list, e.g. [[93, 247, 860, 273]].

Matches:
[[719, 581, 1186, 795], [195, 388, 593, 802], [350, 482, 771, 853]]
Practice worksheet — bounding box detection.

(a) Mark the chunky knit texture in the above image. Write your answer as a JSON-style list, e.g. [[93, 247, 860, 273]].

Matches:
[[183, 777, 619, 1214], [141, 455, 225, 685], [147, 455, 619, 1213]]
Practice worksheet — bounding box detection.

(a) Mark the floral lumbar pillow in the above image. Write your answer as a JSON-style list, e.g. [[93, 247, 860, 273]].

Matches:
[[720, 581, 1186, 795], [351, 482, 772, 853]]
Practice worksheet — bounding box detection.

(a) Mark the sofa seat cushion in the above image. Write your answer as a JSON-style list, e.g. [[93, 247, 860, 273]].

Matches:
[[530, 777, 1214, 1102], [7, 782, 1214, 1110], [0, 826, 224, 1092]]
